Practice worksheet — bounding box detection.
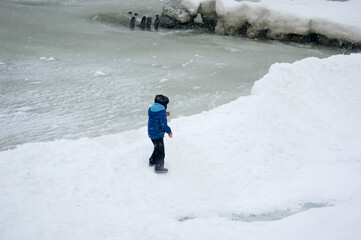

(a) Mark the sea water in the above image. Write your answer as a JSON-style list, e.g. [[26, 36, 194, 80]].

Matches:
[[0, 0, 340, 150]]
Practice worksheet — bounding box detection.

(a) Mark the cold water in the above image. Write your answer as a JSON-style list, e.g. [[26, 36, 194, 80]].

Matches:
[[0, 0, 340, 150]]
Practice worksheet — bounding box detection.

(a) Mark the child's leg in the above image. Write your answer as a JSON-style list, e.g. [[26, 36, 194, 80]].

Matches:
[[149, 146, 156, 165], [151, 138, 165, 168]]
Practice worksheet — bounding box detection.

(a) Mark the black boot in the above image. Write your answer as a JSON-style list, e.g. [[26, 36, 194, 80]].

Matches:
[[149, 157, 155, 167], [155, 166, 168, 173]]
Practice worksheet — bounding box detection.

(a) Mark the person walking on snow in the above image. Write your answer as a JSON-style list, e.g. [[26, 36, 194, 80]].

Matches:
[[148, 94, 173, 173]]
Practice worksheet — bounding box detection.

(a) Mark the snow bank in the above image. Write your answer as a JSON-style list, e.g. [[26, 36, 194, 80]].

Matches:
[[174, 0, 361, 44], [1, 53, 361, 239], [217, 0, 361, 41], [175, 0, 207, 14]]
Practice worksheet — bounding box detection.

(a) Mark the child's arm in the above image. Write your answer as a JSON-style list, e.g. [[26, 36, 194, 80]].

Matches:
[[160, 111, 172, 136], [166, 112, 172, 137]]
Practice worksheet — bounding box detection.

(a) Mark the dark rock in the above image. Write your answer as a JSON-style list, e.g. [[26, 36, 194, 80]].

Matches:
[[198, 1, 217, 30], [140, 16, 146, 29], [130, 17, 135, 29], [239, 23, 251, 37], [146, 17, 152, 29], [246, 26, 268, 39], [159, 13, 180, 28], [155, 15, 159, 30]]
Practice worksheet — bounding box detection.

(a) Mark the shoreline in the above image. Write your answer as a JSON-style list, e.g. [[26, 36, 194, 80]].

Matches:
[[157, 0, 361, 50]]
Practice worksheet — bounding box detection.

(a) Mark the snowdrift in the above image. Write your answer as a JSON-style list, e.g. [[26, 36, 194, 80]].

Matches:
[[1, 53, 361, 239]]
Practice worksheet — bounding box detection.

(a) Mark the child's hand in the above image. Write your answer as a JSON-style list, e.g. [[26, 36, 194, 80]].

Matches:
[[168, 132, 173, 138], [167, 111, 170, 116]]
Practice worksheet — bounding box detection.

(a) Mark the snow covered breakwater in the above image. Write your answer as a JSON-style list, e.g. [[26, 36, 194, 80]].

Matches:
[[160, 0, 361, 48]]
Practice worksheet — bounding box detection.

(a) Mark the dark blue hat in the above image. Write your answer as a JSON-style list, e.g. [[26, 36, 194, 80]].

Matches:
[[154, 94, 169, 107]]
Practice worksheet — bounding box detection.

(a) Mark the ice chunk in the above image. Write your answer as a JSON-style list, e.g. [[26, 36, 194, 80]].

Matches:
[[93, 71, 107, 77]]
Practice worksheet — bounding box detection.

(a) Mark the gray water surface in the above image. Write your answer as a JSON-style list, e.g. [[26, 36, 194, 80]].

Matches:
[[0, 0, 340, 150]]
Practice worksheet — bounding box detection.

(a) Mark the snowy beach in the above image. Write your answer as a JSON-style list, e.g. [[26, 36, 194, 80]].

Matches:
[[1, 0, 361, 240], [1, 52, 361, 240]]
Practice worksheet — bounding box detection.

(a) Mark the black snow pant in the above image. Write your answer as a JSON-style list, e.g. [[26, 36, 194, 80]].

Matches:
[[149, 138, 165, 169]]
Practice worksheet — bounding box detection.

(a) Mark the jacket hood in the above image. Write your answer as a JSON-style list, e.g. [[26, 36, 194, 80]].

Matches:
[[149, 103, 165, 112]]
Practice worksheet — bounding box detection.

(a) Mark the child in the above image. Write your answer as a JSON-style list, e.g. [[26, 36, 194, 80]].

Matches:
[[148, 95, 173, 173]]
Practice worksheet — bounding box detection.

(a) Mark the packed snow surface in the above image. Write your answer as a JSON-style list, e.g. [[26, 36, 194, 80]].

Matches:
[[179, 0, 361, 43], [1, 53, 361, 239]]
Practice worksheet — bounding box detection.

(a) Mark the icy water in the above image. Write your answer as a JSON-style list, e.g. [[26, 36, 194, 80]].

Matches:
[[0, 0, 340, 150]]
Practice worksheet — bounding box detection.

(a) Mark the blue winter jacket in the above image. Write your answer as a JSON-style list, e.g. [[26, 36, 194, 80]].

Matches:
[[148, 103, 172, 140]]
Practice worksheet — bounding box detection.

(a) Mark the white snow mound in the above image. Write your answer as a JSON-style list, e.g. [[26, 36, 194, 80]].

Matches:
[[1, 53, 361, 239]]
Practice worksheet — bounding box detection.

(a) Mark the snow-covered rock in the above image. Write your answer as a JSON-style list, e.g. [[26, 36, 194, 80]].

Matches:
[[159, 0, 196, 27], [165, 0, 361, 47]]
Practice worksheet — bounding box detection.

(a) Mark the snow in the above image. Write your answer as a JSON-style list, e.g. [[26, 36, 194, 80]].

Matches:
[[1, 0, 361, 238], [93, 70, 107, 77], [178, 0, 361, 43], [1, 53, 361, 239], [40, 56, 56, 61]]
